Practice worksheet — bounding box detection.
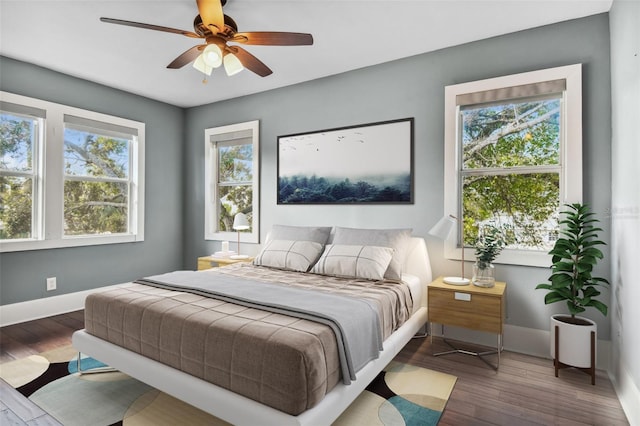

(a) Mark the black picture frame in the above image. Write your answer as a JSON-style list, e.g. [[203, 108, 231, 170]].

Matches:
[[277, 118, 414, 204]]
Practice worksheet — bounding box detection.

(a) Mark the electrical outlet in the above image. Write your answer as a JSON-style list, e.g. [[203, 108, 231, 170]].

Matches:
[[46, 277, 57, 291]]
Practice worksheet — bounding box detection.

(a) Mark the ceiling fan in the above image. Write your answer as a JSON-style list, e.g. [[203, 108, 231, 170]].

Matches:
[[100, 0, 313, 78]]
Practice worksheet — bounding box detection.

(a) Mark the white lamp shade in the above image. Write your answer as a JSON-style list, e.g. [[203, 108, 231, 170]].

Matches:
[[192, 54, 213, 76], [224, 53, 244, 76], [203, 44, 223, 68], [429, 214, 469, 285], [428, 215, 457, 240], [233, 212, 250, 230]]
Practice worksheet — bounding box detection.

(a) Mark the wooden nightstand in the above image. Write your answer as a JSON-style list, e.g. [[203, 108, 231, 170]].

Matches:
[[428, 276, 506, 369], [197, 256, 254, 271]]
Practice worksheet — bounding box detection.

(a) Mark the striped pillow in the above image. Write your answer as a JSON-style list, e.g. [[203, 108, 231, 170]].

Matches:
[[311, 244, 394, 281], [253, 239, 324, 272]]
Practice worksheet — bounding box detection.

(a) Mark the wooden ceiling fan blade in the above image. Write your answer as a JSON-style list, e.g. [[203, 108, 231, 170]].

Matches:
[[167, 45, 203, 69], [231, 47, 273, 77], [100, 17, 201, 38], [233, 32, 313, 46], [196, 0, 225, 33]]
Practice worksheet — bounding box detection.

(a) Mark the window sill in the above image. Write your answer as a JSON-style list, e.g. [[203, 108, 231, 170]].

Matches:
[[444, 247, 552, 268], [0, 234, 143, 252]]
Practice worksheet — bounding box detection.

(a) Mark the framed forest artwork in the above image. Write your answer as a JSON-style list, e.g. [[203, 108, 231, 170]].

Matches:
[[277, 118, 414, 204]]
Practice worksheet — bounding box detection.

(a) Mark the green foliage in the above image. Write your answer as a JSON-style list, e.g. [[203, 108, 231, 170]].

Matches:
[[474, 224, 513, 269], [461, 99, 561, 250], [0, 176, 32, 239], [63, 133, 129, 235], [535, 203, 609, 317], [1, 113, 35, 239], [278, 174, 410, 204], [1, 110, 131, 239], [217, 144, 253, 232]]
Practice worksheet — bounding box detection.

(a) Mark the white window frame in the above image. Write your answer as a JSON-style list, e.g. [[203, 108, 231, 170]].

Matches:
[[0, 103, 45, 242], [204, 120, 259, 244], [443, 64, 582, 267], [0, 91, 145, 252]]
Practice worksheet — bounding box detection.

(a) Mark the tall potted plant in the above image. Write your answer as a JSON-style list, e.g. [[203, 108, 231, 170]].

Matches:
[[535, 203, 609, 384]]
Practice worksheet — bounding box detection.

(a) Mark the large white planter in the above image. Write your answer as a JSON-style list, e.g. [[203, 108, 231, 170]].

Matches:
[[549, 314, 597, 368]]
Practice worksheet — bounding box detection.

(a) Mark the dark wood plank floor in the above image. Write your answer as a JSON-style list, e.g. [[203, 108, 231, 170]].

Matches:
[[0, 311, 629, 425]]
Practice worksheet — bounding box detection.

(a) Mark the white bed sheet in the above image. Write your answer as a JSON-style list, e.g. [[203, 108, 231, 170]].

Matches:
[[402, 273, 422, 314]]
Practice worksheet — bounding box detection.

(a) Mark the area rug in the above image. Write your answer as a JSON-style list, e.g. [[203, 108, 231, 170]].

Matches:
[[0, 345, 456, 426]]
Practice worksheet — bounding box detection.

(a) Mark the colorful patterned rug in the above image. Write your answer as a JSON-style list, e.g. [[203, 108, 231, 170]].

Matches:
[[0, 345, 456, 426]]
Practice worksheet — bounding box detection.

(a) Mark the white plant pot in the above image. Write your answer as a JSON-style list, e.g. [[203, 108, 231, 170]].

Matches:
[[549, 314, 597, 368]]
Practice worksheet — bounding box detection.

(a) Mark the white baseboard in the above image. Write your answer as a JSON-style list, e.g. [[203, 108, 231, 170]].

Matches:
[[429, 323, 611, 370], [609, 361, 640, 426], [0, 285, 118, 327]]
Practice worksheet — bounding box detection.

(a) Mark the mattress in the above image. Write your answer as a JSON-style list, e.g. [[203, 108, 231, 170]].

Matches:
[[83, 263, 414, 415]]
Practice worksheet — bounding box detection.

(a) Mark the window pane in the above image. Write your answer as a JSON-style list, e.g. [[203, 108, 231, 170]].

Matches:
[[462, 98, 561, 169], [0, 176, 32, 239], [64, 128, 130, 178], [462, 173, 559, 251], [218, 144, 252, 183], [217, 184, 253, 232], [1, 112, 35, 172], [64, 180, 128, 235]]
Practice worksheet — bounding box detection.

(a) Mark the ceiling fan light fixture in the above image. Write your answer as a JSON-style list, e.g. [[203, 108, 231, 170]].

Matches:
[[202, 44, 223, 68], [223, 53, 244, 76], [101, 1, 314, 79], [193, 53, 213, 75]]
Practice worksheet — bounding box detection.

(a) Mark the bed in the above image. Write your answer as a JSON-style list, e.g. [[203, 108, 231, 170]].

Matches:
[[72, 227, 432, 426]]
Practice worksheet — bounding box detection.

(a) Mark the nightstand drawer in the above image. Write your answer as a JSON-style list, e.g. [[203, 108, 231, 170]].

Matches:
[[428, 287, 503, 334]]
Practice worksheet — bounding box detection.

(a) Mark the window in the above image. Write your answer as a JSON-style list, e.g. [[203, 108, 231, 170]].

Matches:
[[205, 120, 259, 244], [443, 64, 582, 267], [63, 116, 135, 236], [0, 92, 145, 252], [0, 104, 44, 241]]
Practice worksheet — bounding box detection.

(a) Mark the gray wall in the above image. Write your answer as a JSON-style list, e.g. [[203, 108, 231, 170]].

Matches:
[[0, 13, 613, 340], [183, 14, 612, 338], [610, 0, 640, 416], [0, 57, 184, 304]]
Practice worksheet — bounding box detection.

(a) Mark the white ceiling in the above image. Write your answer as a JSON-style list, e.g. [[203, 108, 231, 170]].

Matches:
[[1, 0, 613, 108]]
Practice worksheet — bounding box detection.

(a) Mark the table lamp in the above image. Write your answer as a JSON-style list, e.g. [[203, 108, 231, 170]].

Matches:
[[231, 212, 250, 259], [429, 214, 470, 285]]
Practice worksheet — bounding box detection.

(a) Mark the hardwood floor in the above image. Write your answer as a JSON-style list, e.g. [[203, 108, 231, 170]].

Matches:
[[0, 311, 629, 425]]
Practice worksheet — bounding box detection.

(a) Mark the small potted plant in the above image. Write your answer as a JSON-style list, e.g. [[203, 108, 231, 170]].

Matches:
[[472, 223, 509, 287], [535, 203, 609, 383]]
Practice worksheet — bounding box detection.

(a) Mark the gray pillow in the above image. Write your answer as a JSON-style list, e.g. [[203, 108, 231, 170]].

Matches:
[[332, 227, 412, 281], [254, 239, 324, 272], [267, 225, 332, 245], [311, 244, 394, 281]]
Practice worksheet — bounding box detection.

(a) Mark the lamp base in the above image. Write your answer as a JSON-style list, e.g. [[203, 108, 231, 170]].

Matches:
[[230, 254, 249, 260], [443, 277, 471, 286]]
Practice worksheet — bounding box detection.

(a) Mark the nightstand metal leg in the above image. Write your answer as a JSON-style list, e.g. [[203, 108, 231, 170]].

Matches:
[[432, 325, 502, 371]]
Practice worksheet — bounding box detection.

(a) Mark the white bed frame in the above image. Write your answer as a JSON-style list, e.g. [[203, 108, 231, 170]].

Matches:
[[72, 237, 432, 426]]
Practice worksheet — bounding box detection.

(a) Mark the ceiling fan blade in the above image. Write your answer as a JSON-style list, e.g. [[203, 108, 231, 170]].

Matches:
[[100, 17, 201, 38], [197, 0, 225, 33], [231, 47, 273, 77], [232, 32, 313, 46], [167, 45, 204, 69]]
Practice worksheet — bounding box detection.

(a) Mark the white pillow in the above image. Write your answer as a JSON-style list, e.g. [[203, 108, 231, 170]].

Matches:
[[267, 225, 332, 245], [311, 244, 394, 281], [253, 239, 324, 272], [332, 227, 412, 281]]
